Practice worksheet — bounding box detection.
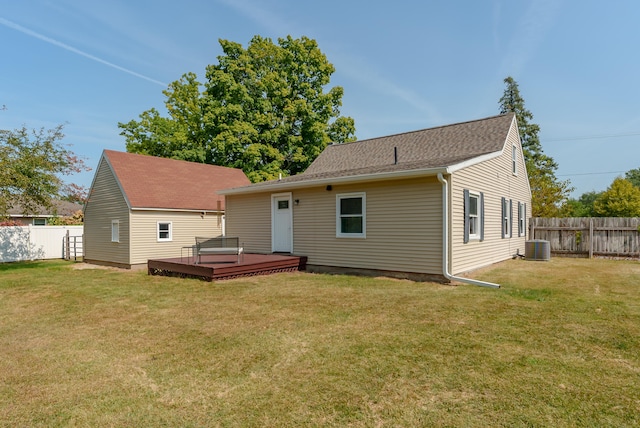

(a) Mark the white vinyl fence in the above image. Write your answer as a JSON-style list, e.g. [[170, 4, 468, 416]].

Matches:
[[0, 225, 83, 263]]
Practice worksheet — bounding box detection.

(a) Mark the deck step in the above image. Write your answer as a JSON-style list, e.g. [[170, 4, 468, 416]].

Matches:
[[148, 253, 307, 281]]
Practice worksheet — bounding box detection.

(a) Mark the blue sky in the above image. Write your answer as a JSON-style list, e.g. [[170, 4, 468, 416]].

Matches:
[[1, 0, 639, 198]]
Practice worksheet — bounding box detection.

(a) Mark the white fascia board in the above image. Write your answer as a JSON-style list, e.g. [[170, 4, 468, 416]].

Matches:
[[130, 208, 223, 213], [218, 166, 450, 195], [446, 150, 503, 173]]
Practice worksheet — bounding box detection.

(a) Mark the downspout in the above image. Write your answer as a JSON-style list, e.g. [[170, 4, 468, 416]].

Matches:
[[437, 173, 500, 288]]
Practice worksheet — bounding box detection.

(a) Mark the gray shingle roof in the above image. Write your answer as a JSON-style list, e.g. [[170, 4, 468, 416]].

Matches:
[[221, 113, 516, 193], [306, 113, 515, 176], [8, 200, 83, 217]]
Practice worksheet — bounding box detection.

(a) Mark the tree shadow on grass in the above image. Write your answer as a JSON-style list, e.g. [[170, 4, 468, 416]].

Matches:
[[0, 260, 49, 272]]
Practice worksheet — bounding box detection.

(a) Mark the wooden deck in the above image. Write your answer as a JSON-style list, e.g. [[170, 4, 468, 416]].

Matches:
[[148, 253, 307, 281]]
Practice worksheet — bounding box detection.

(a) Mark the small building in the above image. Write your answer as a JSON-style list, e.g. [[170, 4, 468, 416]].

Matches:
[[219, 113, 532, 284], [7, 200, 83, 226], [83, 150, 250, 269]]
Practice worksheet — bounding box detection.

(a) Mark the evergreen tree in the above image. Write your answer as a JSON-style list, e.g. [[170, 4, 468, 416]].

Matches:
[[499, 77, 572, 217]]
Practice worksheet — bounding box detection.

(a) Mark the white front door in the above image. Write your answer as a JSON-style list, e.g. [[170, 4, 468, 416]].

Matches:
[[272, 193, 292, 253]]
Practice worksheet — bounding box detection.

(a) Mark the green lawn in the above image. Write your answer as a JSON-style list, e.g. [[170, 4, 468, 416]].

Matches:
[[1, 258, 639, 427]]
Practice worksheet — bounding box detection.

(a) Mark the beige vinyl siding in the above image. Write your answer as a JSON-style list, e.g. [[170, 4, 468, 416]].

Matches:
[[129, 210, 223, 266], [225, 193, 272, 253], [293, 177, 442, 274], [450, 122, 532, 275], [227, 177, 442, 274], [83, 158, 131, 265]]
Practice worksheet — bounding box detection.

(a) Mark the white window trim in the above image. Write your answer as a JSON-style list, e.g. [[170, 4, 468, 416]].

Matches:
[[468, 191, 481, 241], [33, 218, 47, 226], [336, 192, 366, 238], [157, 221, 172, 242], [518, 202, 526, 237], [502, 198, 512, 238], [512, 144, 518, 176], [111, 220, 119, 243]]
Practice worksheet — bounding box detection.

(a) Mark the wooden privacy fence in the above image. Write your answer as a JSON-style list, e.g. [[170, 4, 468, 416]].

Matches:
[[530, 217, 640, 258]]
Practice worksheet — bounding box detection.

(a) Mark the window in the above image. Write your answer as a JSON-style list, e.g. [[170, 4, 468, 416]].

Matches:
[[463, 189, 484, 243], [157, 222, 172, 241], [469, 193, 479, 237], [502, 197, 512, 238], [33, 218, 46, 226], [518, 202, 527, 237], [336, 193, 366, 238], [111, 220, 119, 242], [512, 145, 518, 175]]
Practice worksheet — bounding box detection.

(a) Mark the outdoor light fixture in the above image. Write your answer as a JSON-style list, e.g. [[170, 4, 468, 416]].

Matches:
[[326, 185, 332, 191]]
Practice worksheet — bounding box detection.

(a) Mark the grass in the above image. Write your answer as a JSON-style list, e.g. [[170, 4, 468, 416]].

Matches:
[[0, 258, 639, 427]]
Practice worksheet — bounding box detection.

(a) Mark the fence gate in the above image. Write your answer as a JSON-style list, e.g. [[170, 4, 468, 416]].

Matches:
[[63, 230, 83, 261]]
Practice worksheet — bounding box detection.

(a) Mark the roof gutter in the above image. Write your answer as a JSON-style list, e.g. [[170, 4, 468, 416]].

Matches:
[[130, 207, 222, 213], [436, 173, 500, 288], [219, 166, 450, 195]]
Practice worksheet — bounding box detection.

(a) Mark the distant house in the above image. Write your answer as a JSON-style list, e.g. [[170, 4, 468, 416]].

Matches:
[[83, 150, 250, 269], [219, 114, 532, 284], [7, 200, 83, 226]]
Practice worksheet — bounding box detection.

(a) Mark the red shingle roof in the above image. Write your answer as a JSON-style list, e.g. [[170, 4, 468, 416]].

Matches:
[[103, 150, 250, 211]]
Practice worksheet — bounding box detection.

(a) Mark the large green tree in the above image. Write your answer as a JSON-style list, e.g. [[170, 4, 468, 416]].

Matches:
[[564, 190, 602, 217], [565, 167, 640, 217], [593, 177, 640, 217], [0, 124, 88, 219], [120, 35, 356, 182], [499, 76, 572, 217], [625, 167, 640, 188]]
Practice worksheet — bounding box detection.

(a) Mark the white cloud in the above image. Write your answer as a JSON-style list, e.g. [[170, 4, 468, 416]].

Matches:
[[0, 16, 167, 87], [333, 53, 444, 124], [216, 0, 295, 36], [498, 0, 562, 76], [215, 0, 442, 123]]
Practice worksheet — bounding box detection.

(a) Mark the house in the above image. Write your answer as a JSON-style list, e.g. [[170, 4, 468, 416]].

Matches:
[[7, 200, 83, 226], [218, 113, 531, 285], [83, 150, 250, 269]]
